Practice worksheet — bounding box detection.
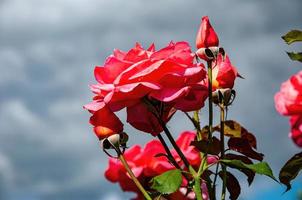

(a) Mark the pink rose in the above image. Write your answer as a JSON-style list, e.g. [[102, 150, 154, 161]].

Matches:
[[85, 42, 208, 136], [275, 71, 302, 116], [289, 115, 302, 147], [212, 54, 238, 89], [275, 71, 302, 148]]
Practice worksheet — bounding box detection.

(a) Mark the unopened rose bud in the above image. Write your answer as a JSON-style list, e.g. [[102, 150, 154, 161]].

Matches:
[[196, 16, 219, 49], [195, 16, 220, 61]]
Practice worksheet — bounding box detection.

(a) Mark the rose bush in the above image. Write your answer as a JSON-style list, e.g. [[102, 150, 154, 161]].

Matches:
[[84, 16, 278, 200]]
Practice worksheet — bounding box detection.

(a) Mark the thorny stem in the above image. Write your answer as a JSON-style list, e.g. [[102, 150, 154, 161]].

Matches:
[[193, 60, 215, 200], [157, 134, 181, 169], [157, 134, 192, 182], [198, 61, 214, 174], [207, 60, 214, 141], [143, 99, 192, 181], [117, 149, 152, 200], [194, 176, 203, 200], [220, 106, 227, 200], [212, 163, 219, 199], [159, 120, 191, 170], [194, 110, 202, 140]]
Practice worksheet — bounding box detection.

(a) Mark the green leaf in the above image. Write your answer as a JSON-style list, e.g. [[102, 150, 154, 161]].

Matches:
[[225, 153, 255, 185], [287, 52, 302, 62], [279, 152, 302, 192], [221, 159, 277, 182], [150, 169, 182, 194], [282, 30, 302, 44]]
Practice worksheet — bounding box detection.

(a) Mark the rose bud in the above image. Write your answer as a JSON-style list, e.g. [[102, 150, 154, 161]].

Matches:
[[90, 106, 124, 140], [196, 16, 220, 60]]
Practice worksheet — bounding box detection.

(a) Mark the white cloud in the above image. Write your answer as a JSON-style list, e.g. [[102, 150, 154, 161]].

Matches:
[[0, 0, 301, 199], [0, 100, 42, 133]]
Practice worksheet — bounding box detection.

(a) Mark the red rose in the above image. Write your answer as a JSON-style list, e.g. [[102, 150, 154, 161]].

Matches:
[[85, 42, 208, 136], [200, 54, 238, 90], [104, 131, 209, 199], [196, 16, 219, 49], [89, 105, 124, 139], [289, 115, 302, 147], [212, 54, 238, 89], [275, 71, 302, 116]]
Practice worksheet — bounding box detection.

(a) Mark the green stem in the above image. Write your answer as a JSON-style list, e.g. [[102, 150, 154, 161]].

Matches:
[[118, 153, 152, 200], [193, 176, 203, 200], [198, 61, 214, 174], [193, 60, 214, 200], [207, 61, 214, 141], [194, 110, 202, 140], [220, 106, 227, 200], [211, 162, 219, 199]]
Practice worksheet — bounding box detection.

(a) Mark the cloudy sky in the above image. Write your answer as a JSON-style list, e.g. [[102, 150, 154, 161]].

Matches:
[[0, 0, 301, 199]]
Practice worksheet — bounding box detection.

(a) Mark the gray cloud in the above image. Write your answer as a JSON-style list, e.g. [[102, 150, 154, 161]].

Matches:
[[0, 0, 301, 199]]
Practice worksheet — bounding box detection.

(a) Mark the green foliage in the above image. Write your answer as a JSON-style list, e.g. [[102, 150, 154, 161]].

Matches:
[[282, 30, 302, 45], [225, 154, 255, 185], [287, 52, 302, 62], [279, 152, 302, 192], [150, 169, 182, 195], [220, 159, 277, 182]]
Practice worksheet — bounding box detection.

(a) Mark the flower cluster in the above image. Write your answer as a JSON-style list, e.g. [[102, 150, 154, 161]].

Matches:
[[84, 16, 238, 139], [105, 131, 217, 200], [275, 71, 302, 147], [84, 15, 245, 200]]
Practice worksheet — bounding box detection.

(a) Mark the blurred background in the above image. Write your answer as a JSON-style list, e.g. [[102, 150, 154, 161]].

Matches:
[[0, 0, 302, 199]]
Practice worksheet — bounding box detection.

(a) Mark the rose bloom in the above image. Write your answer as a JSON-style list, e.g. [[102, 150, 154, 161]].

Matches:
[[275, 71, 302, 147], [211, 54, 239, 89], [84, 42, 208, 136], [105, 131, 216, 200], [275, 71, 302, 116], [289, 115, 302, 147]]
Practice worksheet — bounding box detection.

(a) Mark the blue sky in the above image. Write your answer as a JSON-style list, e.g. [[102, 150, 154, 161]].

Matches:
[[0, 0, 301, 199]]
